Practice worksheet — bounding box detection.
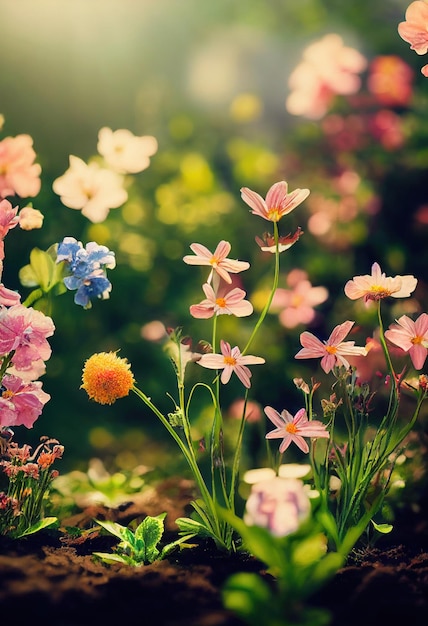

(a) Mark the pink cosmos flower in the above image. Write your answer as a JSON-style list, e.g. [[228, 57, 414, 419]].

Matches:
[[52, 155, 128, 223], [286, 34, 367, 119], [295, 320, 367, 373], [385, 313, 428, 370], [0, 304, 55, 370], [183, 240, 250, 284], [398, 1, 428, 55], [344, 262, 417, 302], [241, 181, 310, 223], [0, 374, 50, 429], [97, 127, 158, 174], [198, 339, 265, 388], [0, 134, 42, 199], [190, 281, 253, 319], [271, 269, 328, 329], [255, 228, 303, 253], [265, 406, 329, 454], [244, 476, 311, 537]]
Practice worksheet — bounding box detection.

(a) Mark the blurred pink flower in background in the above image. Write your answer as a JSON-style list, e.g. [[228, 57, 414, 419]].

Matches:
[[241, 180, 310, 222], [369, 110, 406, 150], [190, 280, 253, 319], [227, 398, 263, 423], [52, 155, 128, 223], [244, 476, 311, 537], [97, 127, 158, 174], [286, 34, 367, 119], [0, 199, 19, 260], [271, 269, 328, 329], [385, 313, 428, 370], [295, 320, 367, 373], [368, 56, 414, 106], [0, 134, 42, 199]]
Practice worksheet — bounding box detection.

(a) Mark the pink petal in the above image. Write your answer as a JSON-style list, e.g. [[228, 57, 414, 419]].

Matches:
[[188, 243, 212, 259], [320, 353, 337, 373], [197, 354, 226, 370], [213, 240, 231, 261], [189, 303, 215, 319], [289, 435, 309, 454], [264, 405, 286, 428], [279, 435, 293, 453], [240, 187, 268, 217], [221, 365, 234, 384], [234, 364, 252, 388], [328, 320, 354, 345], [409, 343, 428, 370], [265, 181, 288, 208]]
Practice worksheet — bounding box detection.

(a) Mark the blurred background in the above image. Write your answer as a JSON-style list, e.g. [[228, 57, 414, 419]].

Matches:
[[1, 0, 427, 482]]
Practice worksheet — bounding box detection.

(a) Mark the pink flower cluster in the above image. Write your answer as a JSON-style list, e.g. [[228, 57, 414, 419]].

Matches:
[[0, 134, 42, 200]]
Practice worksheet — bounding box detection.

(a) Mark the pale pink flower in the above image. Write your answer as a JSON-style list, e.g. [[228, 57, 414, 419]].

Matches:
[[385, 313, 428, 370], [97, 127, 158, 174], [18, 206, 44, 230], [190, 281, 253, 319], [52, 156, 128, 223], [183, 240, 250, 284], [0, 374, 50, 429], [255, 228, 303, 253], [271, 269, 328, 329], [0, 134, 42, 199], [265, 406, 329, 454], [344, 262, 417, 302], [198, 339, 265, 388], [286, 34, 367, 119], [295, 320, 367, 373], [398, 1, 428, 55], [244, 476, 311, 537], [227, 398, 263, 423], [0, 304, 55, 370], [0, 284, 21, 306], [241, 181, 310, 223]]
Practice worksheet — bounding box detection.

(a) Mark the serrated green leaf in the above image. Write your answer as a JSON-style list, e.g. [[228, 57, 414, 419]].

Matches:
[[95, 519, 131, 543], [138, 514, 165, 550]]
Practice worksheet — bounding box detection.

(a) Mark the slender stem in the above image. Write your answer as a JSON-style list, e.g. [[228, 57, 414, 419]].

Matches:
[[22, 288, 44, 308], [242, 222, 280, 355]]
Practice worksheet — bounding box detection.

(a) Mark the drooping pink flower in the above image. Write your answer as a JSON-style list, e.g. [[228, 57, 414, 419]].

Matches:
[[0, 283, 21, 306], [255, 228, 304, 253], [227, 398, 263, 423], [52, 155, 128, 223], [97, 127, 158, 174], [344, 262, 417, 302], [0, 304, 55, 370], [244, 476, 311, 537], [398, 1, 428, 55], [190, 281, 253, 319], [271, 269, 328, 329], [385, 313, 428, 370], [241, 181, 310, 223], [198, 339, 265, 388], [286, 34, 367, 119], [295, 320, 367, 373], [183, 240, 250, 284], [0, 374, 50, 429], [265, 406, 329, 454], [0, 135, 42, 199]]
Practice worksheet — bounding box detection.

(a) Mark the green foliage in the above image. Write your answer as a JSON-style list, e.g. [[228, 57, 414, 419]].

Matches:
[[93, 514, 193, 566]]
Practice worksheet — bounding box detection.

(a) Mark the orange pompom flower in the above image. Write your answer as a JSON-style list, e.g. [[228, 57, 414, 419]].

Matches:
[[81, 351, 135, 405]]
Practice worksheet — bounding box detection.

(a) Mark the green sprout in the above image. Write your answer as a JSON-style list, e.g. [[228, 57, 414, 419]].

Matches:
[[93, 513, 194, 566]]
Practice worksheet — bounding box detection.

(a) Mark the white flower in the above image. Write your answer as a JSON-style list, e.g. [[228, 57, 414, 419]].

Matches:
[[97, 127, 158, 174]]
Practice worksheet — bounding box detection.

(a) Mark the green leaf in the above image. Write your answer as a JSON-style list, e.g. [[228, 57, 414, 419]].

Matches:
[[19, 245, 67, 293], [93, 552, 134, 566], [222, 573, 277, 626], [95, 519, 132, 543], [371, 520, 393, 534], [17, 517, 58, 537]]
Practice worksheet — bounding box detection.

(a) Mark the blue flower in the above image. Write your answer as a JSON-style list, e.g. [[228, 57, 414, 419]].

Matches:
[[56, 237, 115, 308]]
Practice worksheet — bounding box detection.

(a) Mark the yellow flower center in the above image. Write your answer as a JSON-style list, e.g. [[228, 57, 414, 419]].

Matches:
[[224, 356, 237, 366], [411, 335, 423, 345], [285, 423, 298, 434], [215, 297, 227, 308], [209, 256, 219, 267], [81, 351, 135, 405], [368, 285, 392, 299], [2, 390, 14, 400], [325, 345, 337, 354], [267, 207, 281, 222]]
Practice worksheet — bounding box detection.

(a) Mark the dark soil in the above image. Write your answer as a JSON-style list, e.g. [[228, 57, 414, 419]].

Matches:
[[1, 478, 428, 626]]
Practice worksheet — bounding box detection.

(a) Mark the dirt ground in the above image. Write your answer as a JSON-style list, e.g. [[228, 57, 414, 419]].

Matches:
[[1, 478, 427, 626]]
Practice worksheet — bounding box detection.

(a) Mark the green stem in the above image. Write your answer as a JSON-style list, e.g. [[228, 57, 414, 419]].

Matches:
[[22, 288, 44, 308]]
